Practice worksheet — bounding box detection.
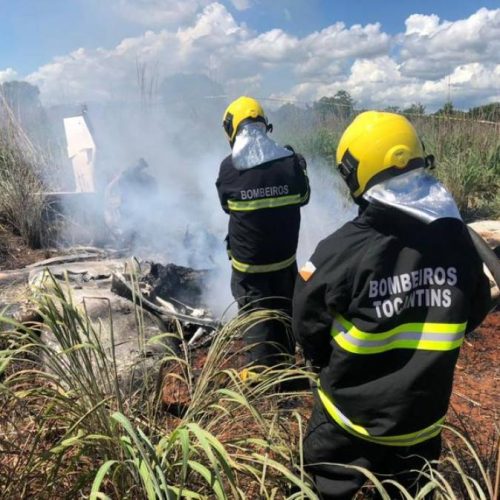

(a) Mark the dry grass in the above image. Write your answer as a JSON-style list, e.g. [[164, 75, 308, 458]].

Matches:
[[0, 273, 498, 499], [276, 110, 500, 220], [0, 91, 52, 248]]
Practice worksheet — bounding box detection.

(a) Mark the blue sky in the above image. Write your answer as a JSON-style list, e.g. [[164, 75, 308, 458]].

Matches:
[[237, 0, 500, 36], [2, 0, 498, 73], [1, 0, 499, 109]]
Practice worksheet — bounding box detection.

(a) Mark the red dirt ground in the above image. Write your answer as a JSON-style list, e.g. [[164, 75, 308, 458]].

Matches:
[[163, 311, 499, 467], [447, 310, 499, 463], [2, 225, 499, 479], [0, 225, 55, 271]]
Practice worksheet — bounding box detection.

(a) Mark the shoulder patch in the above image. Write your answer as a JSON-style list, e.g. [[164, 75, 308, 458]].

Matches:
[[299, 261, 316, 281]]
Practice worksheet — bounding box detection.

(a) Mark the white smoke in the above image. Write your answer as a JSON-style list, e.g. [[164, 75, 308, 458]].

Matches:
[[297, 161, 357, 267], [59, 98, 354, 319]]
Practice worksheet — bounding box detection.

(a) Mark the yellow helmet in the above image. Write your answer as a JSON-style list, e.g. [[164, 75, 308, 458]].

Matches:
[[222, 96, 271, 144], [336, 111, 427, 199]]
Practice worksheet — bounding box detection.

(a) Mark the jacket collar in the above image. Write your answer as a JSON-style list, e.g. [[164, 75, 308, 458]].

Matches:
[[363, 169, 462, 224]]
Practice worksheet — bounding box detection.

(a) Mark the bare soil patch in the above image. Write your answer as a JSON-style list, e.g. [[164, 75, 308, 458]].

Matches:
[[448, 310, 499, 465], [0, 224, 54, 271]]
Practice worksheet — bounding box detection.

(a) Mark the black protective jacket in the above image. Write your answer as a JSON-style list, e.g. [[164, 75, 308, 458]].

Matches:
[[293, 202, 491, 444], [216, 153, 310, 273]]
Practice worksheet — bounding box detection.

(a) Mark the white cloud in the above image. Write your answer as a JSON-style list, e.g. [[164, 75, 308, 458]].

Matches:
[[404, 13, 440, 36], [280, 57, 500, 111], [400, 8, 500, 79], [232, 20, 390, 85], [238, 29, 300, 62], [27, 3, 252, 102], [113, 0, 256, 25], [304, 22, 390, 61], [273, 56, 404, 105], [24, 3, 500, 110], [0, 68, 18, 83], [178, 2, 247, 45], [229, 0, 253, 11], [268, 8, 500, 110]]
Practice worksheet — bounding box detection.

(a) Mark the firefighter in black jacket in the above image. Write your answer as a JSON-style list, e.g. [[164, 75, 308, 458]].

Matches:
[[217, 96, 310, 367], [293, 111, 491, 499]]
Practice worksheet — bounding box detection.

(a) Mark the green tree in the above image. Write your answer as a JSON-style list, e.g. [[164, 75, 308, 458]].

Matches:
[[435, 101, 455, 116], [332, 90, 355, 117], [468, 102, 500, 122], [313, 90, 355, 121], [402, 103, 426, 116], [384, 105, 402, 113]]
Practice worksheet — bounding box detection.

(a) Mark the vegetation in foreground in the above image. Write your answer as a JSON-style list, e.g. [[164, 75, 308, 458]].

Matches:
[[0, 274, 498, 499], [0, 87, 59, 250]]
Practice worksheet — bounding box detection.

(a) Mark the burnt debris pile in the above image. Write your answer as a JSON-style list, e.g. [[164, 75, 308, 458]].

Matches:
[[144, 262, 207, 310], [111, 260, 217, 346], [1, 251, 218, 393]]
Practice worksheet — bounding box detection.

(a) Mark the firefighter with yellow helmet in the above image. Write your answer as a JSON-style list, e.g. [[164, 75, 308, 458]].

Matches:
[[293, 111, 491, 498], [216, 96, 310, 367]]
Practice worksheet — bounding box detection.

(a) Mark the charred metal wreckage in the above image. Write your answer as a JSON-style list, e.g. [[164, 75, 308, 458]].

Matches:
[[0, 249, 219, 394], [25, 250, 219, 341]]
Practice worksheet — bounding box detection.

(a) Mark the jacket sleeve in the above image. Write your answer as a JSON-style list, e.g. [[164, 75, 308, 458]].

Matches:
[[293, 269, 332, 369], [293, 240, 351, 369], [466, 266, 492, 333], [215, 163, 230, 214], [295, 153, 310, 207]]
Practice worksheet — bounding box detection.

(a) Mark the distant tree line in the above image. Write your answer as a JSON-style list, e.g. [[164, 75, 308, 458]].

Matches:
[[271, 89, 500, 124], [1, 80, 499, 146], [385, 100, 500, 121]]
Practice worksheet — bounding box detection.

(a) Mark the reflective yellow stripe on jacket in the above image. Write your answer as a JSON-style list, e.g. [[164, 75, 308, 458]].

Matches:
[[230, 253, 296, 273], [227, 192, 309, 211], [317, 386, 445, 446], [331, 315, 466, 354]]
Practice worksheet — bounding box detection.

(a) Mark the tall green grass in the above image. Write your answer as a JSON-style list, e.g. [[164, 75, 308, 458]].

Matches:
[[0, 274, 316, 498], [276, 113, 500, 220], [414, 116, 500, 220], [1, 273, 498, 498]]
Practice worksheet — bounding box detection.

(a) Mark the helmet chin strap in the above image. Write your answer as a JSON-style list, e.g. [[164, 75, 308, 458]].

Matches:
[[425, 154, 435, 169]]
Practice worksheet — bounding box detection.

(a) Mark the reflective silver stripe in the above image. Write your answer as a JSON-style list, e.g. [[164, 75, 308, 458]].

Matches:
[[318, 387, 445, 446], [331, 316, 466, 354], [228, 192, 308, 211], [231, 254, 296, 273]]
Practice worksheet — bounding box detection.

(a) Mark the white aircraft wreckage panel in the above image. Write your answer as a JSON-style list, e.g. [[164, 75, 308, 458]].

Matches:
[[63, 116, 96, 193]]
